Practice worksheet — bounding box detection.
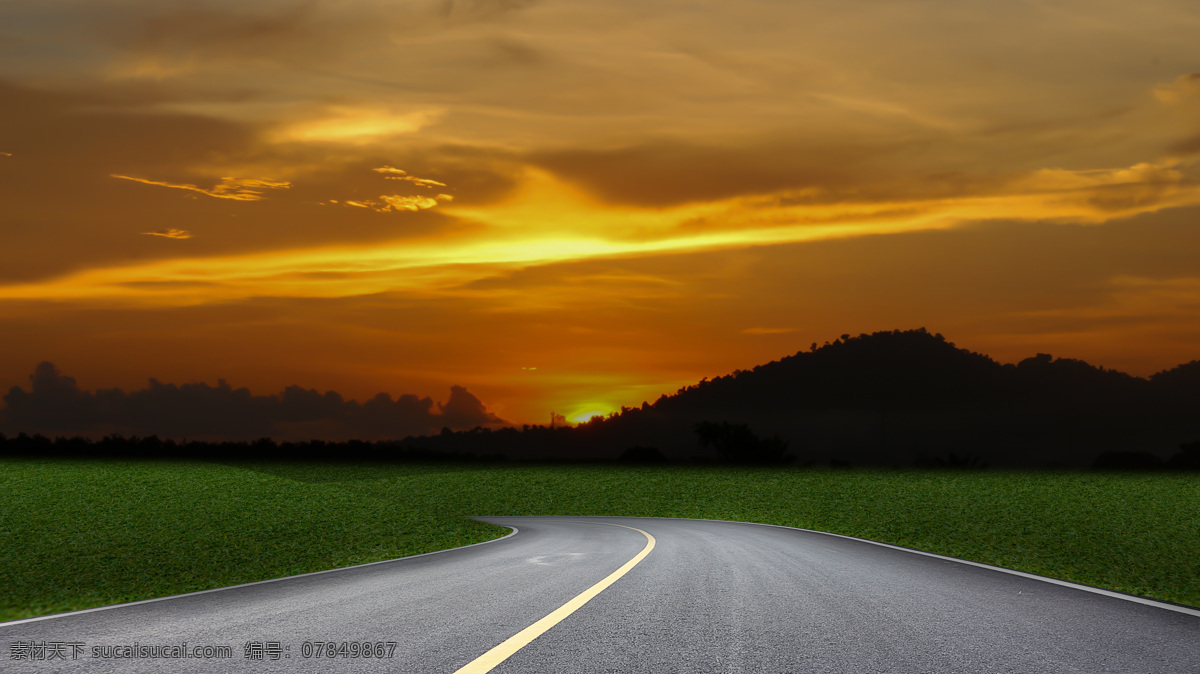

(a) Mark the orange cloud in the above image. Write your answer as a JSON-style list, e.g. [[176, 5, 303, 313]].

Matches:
[[111, 175, 291, 201], [380, 193, 454, 211], [141, 229, 193, 240], [372, 166, 449, 188], [271, 108, 438, 144], [1011, 161, 1194, 217], [335, 193, 454, 213], [1153, 73, 1200, 107]]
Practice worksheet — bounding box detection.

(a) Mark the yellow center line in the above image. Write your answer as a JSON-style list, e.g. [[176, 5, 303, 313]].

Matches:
[[453, 522, 657, 674]]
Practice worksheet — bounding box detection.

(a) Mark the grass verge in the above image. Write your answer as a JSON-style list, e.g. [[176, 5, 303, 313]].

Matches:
[[0, 460, 503, 622], [1, 459, 1197, 622]]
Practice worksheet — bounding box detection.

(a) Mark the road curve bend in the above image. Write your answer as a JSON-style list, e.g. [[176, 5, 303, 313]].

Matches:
[[1, 516, 1197, 673]]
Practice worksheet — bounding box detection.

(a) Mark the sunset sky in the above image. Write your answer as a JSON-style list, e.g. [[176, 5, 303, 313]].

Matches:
[[2, 0, 1200, 429]]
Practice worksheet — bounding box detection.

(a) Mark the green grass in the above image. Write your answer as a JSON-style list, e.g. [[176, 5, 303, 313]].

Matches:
[[2, 459, 1197, 622], [0, 460, 503, 622]]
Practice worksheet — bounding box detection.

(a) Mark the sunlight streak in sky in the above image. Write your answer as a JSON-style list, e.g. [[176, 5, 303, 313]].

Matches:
[[4, 162, 1200, 308]]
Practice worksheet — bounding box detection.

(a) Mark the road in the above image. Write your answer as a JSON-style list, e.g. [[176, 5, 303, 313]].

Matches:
[[1, 516, 1197, 672]]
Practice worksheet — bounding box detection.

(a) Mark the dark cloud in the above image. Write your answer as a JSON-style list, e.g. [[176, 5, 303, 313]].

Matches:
[[1169, 133, 1200, 156], [0, 362, 506, 441], [1, 363, 97, 431], [527, 137, 1013, 209], [0, 79, 257, 281], [0, 80, 252, 168], [529, 140, 865, 208], [438, 384, 505, 429], [107, 3, 334, 70], [99, 0, 542, 71], [437, 0, 541, 22], [488, 37, 544, 67], [1085, 179, 1183, 213]]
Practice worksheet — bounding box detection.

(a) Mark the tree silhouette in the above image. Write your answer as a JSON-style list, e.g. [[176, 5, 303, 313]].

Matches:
[[694, 421, 792, 465], [619, 446, 668, 464], [914, 451, 988, 470], [1091, 450, 1163, 471], [1166, 441, 1200, 470]]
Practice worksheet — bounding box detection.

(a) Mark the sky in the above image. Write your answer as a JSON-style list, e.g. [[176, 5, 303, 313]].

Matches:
[[2, 0, 1199, 431]]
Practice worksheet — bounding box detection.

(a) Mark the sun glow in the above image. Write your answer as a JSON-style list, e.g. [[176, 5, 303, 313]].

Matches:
[[567, 407, 615, 424], [272, 108, 439, 144]]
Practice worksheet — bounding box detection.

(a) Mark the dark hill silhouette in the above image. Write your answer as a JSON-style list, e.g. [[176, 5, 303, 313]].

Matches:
[[399, 329, 1194, 468], [1148, 360, 1200, 406], [654, 328, 1007, 413], [590, 329, 1192, 467], [644, 330, 1155, 416]]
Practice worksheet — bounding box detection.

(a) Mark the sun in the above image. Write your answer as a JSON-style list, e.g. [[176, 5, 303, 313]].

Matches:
[[567, 406, 615, 424]]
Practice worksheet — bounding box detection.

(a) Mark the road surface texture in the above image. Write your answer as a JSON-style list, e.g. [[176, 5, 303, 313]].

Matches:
[[2, 516, 1197, 672]]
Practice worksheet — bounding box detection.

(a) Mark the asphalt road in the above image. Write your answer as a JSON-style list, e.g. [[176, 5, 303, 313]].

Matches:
[[2, 516, 1197, 673]]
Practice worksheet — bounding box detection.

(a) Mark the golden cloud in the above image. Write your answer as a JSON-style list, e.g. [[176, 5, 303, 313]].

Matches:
[[372, 166, 449, 188], [111, 174, 291, 201], [1014, 161, 1193, 216], [272, 108, 438, 144], [1153, 73, 1200, 107], [335, 193, 454, 213], [141, 229, 193, 240], [380, 194, 454, 211], [391, 176, 448, 188], [1019, 163, 1183, 192]]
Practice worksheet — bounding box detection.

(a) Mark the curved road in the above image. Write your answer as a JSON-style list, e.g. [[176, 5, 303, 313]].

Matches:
[[2, 517, 1197, 672]]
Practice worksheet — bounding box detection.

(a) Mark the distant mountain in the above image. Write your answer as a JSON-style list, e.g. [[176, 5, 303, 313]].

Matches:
[[402, 329, 1196, 468], [1149, 359, 1200, 395], [582, 328, 1195, 467], [647, 328, 1142, 414]]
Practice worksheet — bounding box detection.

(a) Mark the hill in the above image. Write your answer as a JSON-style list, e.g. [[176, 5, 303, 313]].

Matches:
[[402, 329, 1199, 468]]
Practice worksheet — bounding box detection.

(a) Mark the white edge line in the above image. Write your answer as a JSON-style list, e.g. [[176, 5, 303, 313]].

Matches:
[[0, 524, 518, 628], [475, 515, 1200, 619], [683, 516, 1200, 619]]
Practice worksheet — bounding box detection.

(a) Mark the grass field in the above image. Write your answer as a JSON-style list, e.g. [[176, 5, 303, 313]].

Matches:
[[1, 459, 1197, 622]]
